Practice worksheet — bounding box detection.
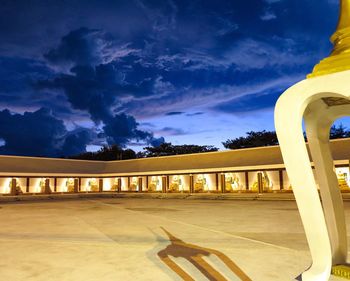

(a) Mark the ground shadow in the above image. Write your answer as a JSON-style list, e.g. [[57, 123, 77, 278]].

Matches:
[[157, 227, 252, 281]]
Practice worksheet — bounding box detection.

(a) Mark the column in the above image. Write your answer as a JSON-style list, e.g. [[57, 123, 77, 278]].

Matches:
[[45, 178, 51, 194], [215, 173, 219, 192], [138, 177, 143, 192], [10, 178, 17, 195], [220, 173, 225, 193], [167, 175, 170, 192], [279, 170, 284, 191], [162, 176, 167, 193], [189, 174, 194, 193], [26, 177, 30, 193], [99, 178, 103, 192], [118, 178, 122, 192], [74, 178, 79, 193], [245, 172, 249, 191], [257, 172, 263, 193]]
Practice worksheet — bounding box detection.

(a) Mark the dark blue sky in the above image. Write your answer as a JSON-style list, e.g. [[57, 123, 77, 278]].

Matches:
[[0, 0, 341, 156]]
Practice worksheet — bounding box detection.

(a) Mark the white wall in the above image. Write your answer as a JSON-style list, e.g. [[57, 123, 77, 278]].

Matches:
[[129, 177, 138, 191], [80, 178, 99, 192], [265, 171, 280, 191], [56, 178, 75, 192], [28, 178, 54, 193], [147, 176, 163, 191], [0, 178, 12, 194], [102, 178, 114, 191], [17, 178, 27, 193], [120, 177, 128, 191], [193, 173, 217, 192], [224, 172, 246, 191], [169, 175, 190, 192], [248, 172, 259, 192]]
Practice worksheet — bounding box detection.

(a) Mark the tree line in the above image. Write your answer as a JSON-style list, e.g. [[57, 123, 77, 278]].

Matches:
[[69, 142, 218, 161], [68, 124, 350, 161]]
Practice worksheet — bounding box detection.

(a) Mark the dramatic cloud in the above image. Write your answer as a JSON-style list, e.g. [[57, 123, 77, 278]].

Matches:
[[102, 113, 163, 146], [44, 27, 139, 68], [0, 108, 91, 157], [0, 57, 54, 106], [0, 0, 341, 154], [39, 64, 126, 122], [44, 28, 106, 66], [39, 27, 164, 148], [60, 129, 92, 156]]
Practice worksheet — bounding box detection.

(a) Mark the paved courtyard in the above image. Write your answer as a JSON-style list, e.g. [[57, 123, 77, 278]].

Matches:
[[0, 198, 348, 281]]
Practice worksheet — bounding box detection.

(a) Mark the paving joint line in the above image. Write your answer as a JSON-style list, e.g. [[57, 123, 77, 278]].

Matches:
[[89, 199, 300, 253]]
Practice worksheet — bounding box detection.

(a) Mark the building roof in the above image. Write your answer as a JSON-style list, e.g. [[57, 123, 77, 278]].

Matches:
[[0, 155, 107, 176], [0, 138, 349, 177]]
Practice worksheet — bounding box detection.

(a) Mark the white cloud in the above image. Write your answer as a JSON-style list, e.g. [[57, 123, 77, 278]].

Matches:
[[102, 43, 140, 64], [125, 73, 304, 119], [260, 10, 277, 21], [223, 38, 315, 71], [154, 36, 314, 74]]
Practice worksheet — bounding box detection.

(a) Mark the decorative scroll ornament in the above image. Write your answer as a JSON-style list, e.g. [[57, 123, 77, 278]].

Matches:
[[308, 0, 350, 78]]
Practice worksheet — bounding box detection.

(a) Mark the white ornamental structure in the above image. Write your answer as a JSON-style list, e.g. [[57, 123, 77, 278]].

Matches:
[[275, 0, 350, 280]]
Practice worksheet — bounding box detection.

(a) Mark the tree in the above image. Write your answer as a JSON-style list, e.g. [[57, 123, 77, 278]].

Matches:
[[69, 145, 136, 161], [223, 130, 278, 150], [223, 124, 350, 150], [330, 124, 350, 139], [141, 142, 218, 158]]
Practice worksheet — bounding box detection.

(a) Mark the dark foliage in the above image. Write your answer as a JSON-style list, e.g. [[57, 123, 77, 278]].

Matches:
[[69, 144, 136, 161], [329, 124, 350, 139], [223, 130, 279, 149], [140, 142, 218, 158], [68, 124, 350, 159], [223, 124, 350, 150]]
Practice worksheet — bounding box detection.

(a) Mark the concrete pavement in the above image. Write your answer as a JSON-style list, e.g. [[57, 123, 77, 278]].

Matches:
[[0, 198, 347, 280]]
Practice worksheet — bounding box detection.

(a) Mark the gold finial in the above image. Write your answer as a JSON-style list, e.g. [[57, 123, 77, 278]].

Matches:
[[308, 0, 350, 78]]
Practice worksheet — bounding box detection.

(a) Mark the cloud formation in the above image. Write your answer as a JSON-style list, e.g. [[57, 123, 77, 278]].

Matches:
[[0, 108, 91, 157], [44, 27, 139, 68], [0, 0, 340, 154], [39, 27, 164, 148]]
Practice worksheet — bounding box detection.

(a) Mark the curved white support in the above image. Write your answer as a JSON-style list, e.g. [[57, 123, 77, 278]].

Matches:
[[275, 70, 350, 281], [305, 101, 350, 265], [275, 92, 332, 281]]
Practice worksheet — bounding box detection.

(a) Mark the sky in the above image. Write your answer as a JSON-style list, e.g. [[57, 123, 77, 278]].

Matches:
[[0, 0, 342, 157]]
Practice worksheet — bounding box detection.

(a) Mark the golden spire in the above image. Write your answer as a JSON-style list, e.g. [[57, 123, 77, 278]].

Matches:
[[308, 0, 350, 78]]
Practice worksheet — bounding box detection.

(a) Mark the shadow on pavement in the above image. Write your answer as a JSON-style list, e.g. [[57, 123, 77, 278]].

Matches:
[[158, 227, 252, 281]]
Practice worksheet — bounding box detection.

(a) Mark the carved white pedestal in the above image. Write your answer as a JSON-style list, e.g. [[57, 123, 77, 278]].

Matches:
[[275, 70, 350, 280]]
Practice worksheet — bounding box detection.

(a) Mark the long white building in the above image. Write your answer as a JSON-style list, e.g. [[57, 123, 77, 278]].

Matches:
[[1, 138, 350, 196]]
